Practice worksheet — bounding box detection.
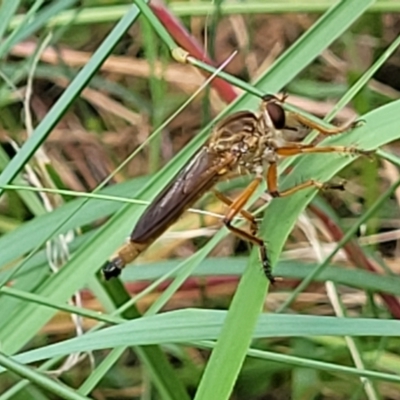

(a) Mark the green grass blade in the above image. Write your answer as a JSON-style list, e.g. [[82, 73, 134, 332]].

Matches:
[[0, 0, 20, 42], [0, 352, 90, 400], [0, 4, 141, 196], [122, 258, 400, 296], [10, 311, 400, 364], [194, 1, 376, 399], [0, 0, 377, 359], [0, 178, 149, 269], [99, 278, 191, 400], [0, 0, 77, 58]]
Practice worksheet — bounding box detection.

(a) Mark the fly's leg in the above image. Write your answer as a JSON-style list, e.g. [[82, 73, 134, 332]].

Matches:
[[213, 190, 258, 235], [287, 112, 362, 136], [266, 140, 374, 198], [267, 162, 345, 198], [275, 142, 373, 158], [218, 177, 275, 284], [225, 222, 274, 283]]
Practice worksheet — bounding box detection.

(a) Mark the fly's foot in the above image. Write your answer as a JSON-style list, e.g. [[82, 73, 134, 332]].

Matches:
[[249, 220, 259, 236], [348, 119, 365, 130], [261, 254, 281, 284], [344, 146, 375, 160], [321, 180, 346, 192], [352, 148, 375, 159]]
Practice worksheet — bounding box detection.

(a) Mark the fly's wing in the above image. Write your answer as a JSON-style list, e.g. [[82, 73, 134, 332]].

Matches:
[[131, 110, 259, 244], [131, 148, 230, 243]]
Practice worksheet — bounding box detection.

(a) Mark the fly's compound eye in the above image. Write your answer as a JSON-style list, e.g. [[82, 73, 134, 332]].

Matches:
[[266, 102, 285, 129]]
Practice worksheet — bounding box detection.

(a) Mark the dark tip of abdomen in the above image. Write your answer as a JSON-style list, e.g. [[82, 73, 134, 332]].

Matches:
[[102, 258, 124, 280]]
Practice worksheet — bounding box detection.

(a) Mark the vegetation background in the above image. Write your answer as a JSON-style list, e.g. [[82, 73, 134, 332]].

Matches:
[[1, 0, 400, 399]]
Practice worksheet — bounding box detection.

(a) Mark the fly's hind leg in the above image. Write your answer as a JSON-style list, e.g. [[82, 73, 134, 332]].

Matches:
[[216, 177, 275, 283]]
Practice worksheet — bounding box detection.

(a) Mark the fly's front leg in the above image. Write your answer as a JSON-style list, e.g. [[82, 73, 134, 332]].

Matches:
[[220, 177, 275, 283], [287, 111, 362, 136], [267, 162, 345, 198]]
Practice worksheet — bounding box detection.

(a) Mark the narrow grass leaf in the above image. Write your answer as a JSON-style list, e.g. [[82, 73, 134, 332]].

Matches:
[[0, 352, 90, 400], [0, 0, 21, 42], [0, 4, 141, 196], [10, 310, 400, 367], [194, 2, 376, 399]]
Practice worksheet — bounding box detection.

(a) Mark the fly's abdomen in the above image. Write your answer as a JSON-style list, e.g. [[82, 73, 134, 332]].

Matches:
[[102, 241, 147, 280]]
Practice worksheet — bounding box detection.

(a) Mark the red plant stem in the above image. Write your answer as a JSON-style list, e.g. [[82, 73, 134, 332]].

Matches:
[[309, 204, 400, 319], [150, 0, 238, 103]]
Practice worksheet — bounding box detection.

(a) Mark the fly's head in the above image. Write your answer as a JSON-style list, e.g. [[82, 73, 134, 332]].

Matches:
[[260, 94, 311, 143], [257, 95, 288, 165], [259, 94, 287, 137]]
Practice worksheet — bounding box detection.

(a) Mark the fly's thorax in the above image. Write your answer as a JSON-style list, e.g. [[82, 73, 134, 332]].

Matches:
[[208, 98, 296, 174], [261, 146, 277, 164], [208, 130, 264, 176], [260, 134, 289, 164], [210, 121, 262, 157], [209, 110, 259, 152]]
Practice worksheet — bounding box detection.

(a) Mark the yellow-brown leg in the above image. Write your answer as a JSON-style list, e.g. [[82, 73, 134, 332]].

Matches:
[[213, 189, 258, 234], [275, 143, 373, 157], [288, 112, 361, 136], [265, 140, 373, 197], [219, 177, 275, 283], [267, 162, 345, 198], [223, 177, 262, 222]]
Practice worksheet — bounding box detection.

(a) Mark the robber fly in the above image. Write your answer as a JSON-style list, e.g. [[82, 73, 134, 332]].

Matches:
[[102, 94, 370, 283]]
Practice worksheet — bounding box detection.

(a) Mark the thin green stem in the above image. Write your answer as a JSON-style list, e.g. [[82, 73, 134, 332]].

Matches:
[[0, 5, 141, 195], [0, 352, 89, 400], [186, 56, 266, 98], [8, 2, 400, 30], [197, 341, 400, 384], [0, 286, 124, 325]]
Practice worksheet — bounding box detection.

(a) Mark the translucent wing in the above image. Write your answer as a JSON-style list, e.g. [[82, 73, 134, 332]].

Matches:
[[131, 110, 258, 244], [131, 148, 228, 243]]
